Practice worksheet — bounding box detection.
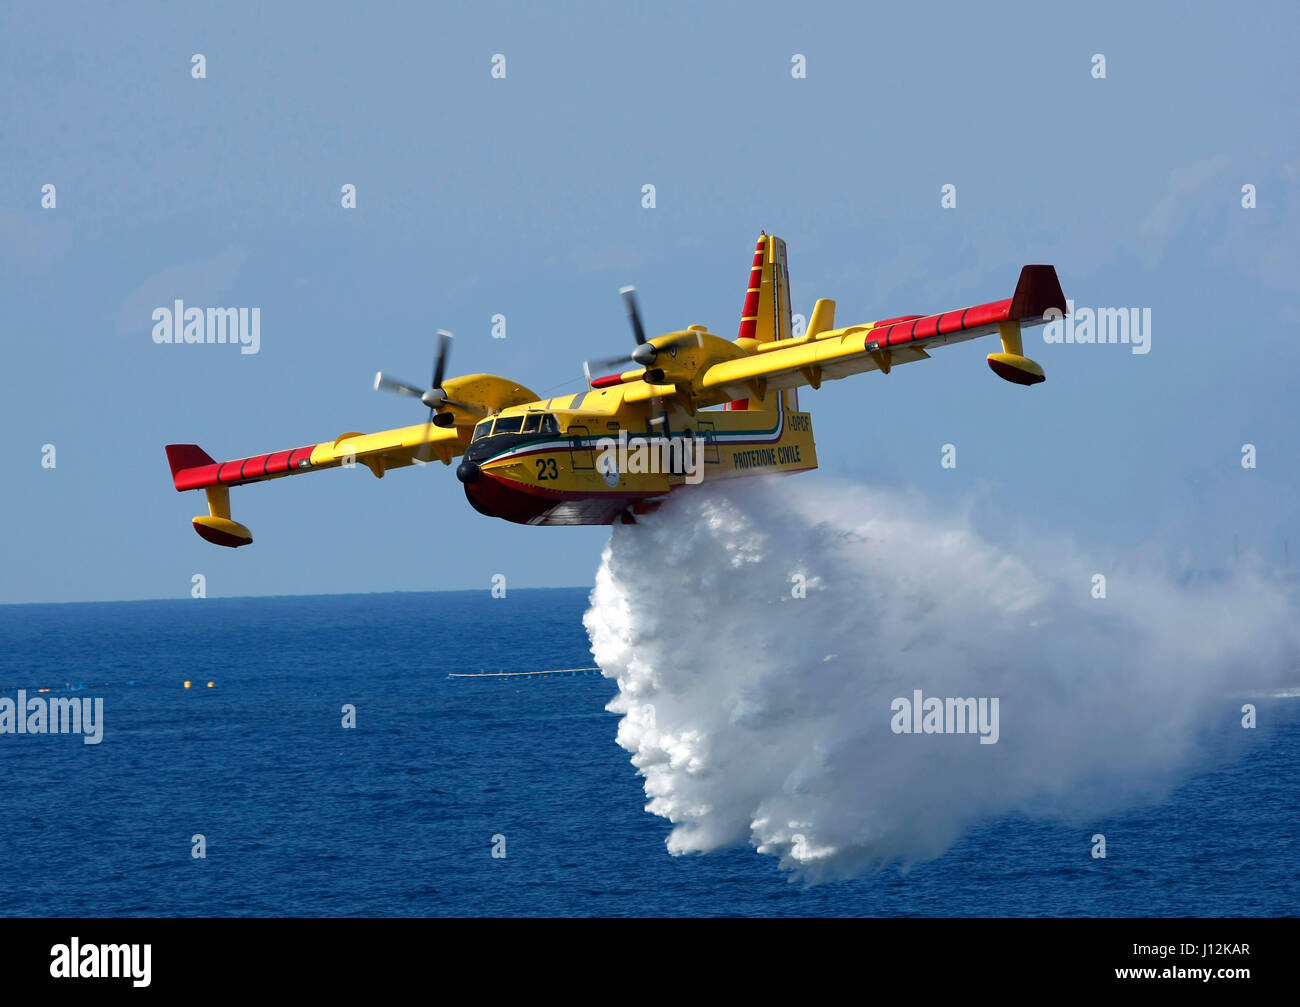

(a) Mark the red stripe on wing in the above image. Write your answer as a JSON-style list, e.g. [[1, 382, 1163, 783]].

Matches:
[[166, 443, 317, 491], [869, 298, 1013, 350]]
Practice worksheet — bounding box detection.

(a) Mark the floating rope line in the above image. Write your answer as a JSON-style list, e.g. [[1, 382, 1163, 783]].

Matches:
[[447, 666, 601, 680]]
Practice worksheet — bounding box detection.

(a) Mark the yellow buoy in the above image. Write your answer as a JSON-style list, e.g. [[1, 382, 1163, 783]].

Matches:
[[207, 681, 215, 688], [183, 680, 192, 689]]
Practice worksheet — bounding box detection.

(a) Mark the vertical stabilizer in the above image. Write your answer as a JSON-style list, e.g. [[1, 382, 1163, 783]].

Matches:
[[730, 232, 793, 409]]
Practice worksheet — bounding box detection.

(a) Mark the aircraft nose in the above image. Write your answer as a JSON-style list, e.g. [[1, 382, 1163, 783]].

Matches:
[[456, 459, 482, 484]]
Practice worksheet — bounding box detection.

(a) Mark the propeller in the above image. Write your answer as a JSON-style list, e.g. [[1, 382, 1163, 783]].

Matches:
[[583, 286, 703, 377], [374, 330, 487, 420], [581, 286, 709, 438], [622, 285, 647, 346], [374, 330, 486, 460]]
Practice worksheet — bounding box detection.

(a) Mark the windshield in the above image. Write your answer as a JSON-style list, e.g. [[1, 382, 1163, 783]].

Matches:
[[471, 414, 560, 440]]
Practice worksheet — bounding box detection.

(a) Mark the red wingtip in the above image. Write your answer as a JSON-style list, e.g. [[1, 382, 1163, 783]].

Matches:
[[165, 444, 218, 490], [166, 444, 215, 475], [1008, 265, 1066, 321]]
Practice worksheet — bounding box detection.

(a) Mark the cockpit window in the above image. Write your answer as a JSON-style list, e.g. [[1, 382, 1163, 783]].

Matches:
[[474, 413, 558, 439]]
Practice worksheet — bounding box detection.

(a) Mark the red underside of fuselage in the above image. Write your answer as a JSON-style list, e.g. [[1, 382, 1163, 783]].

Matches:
[[464, 472, 660, 525], [465, 467, 814, 526]]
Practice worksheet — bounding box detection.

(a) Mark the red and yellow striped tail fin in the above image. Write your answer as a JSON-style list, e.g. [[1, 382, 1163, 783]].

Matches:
[[729, 232, 794, 409]]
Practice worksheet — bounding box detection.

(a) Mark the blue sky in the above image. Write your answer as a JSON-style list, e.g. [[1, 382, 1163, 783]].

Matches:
[[2, 0, 1296, 603]]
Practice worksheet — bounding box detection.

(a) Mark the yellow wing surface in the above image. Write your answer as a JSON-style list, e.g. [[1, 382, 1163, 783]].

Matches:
[[166, 371, 539, 547], [610, 263, 1065, 407], [165, 423, 466, 547]]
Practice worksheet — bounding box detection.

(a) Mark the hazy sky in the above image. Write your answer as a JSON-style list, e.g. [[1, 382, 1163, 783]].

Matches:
[[2, 0, 1296, 603]]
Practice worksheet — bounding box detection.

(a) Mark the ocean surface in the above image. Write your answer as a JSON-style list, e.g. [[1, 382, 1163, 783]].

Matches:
[[1, 589, 1296, 917]]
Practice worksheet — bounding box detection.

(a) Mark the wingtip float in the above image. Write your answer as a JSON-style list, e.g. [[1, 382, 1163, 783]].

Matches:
[[165, 235, 1066, 547]]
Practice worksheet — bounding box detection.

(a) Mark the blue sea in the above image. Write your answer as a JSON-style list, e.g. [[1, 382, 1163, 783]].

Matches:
[[1, 590, 1296, 917]]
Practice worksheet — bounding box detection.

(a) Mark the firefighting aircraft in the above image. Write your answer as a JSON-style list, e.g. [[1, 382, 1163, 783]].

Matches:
[[165, 234, 1065, 546]]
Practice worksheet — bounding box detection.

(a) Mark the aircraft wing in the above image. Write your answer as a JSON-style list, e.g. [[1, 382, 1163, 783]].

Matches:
[[688, 264, 1065, 405], [165, 422, 466, 547]]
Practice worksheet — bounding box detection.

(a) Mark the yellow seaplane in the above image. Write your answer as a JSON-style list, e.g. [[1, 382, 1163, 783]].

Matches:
[[165, 234, 1064, 546]]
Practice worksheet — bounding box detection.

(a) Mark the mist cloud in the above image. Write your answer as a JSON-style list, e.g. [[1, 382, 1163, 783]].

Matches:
[[584, 479, 1298, 882]]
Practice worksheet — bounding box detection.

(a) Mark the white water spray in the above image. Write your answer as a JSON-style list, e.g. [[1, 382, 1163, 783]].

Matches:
[[583, 478, 1298, 882]]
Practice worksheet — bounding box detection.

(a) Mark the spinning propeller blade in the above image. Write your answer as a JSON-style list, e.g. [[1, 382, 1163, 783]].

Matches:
[[374, 330, 488, 452]]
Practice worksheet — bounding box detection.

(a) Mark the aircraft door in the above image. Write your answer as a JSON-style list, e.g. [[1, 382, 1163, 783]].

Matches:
[[695, 419, 719, 464], [568, 424, 594, 470]]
